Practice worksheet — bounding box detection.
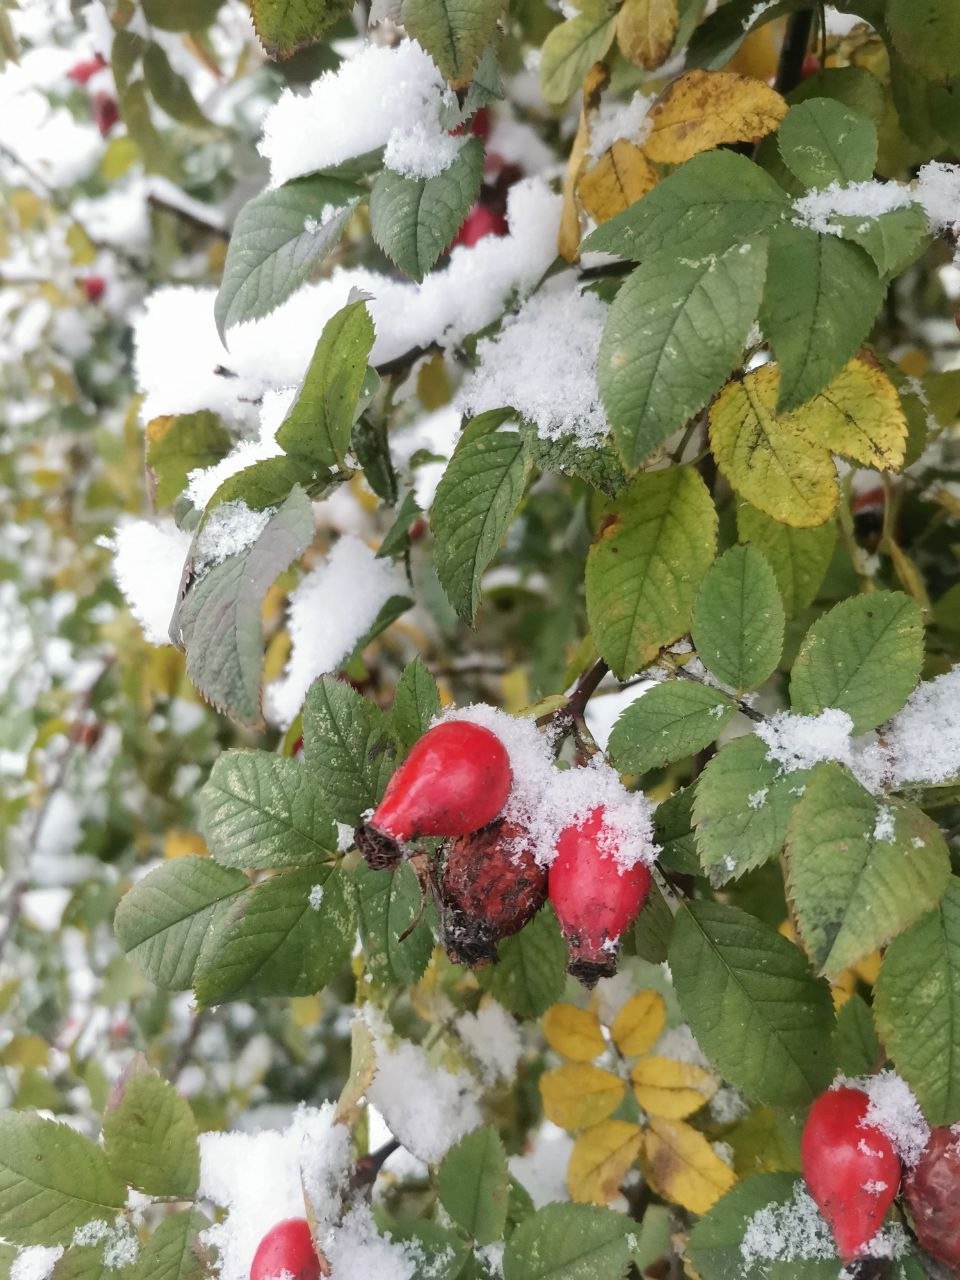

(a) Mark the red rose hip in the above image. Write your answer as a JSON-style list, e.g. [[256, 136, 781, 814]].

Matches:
[[357, 721, 511, 868], [547, 807, 651, 986], [801, 1087, 900, 1261], [904, 1125, 960, 1269], [250, 1218, 325, 1280], [437, 818, 547, 965]]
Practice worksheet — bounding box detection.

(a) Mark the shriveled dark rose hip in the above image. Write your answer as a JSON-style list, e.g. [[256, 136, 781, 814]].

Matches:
[[904, 1125, 960, 1270]]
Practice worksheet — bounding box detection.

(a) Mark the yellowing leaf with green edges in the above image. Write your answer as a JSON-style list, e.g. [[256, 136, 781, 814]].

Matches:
[[631, 1057, 717, 1119], [642, 1117, 736, 1214], [610, 990, 666, 1056], [567, 1120, 644, 1204], [615, 0, 678, 69], [543, 1003, 606, 1062], [644, 70, 787, 165], [710, 358, 907, 529], [540, 1063, 626, 1130], [540, 2, 617, 107], [579, 141, 658, 223]]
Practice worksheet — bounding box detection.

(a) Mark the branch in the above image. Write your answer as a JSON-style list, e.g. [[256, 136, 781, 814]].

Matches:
[[774, 9, 815, 95], [661, 655, 765, 723], [350, 1138, 400, 1190], [535, 658, 610, 730]]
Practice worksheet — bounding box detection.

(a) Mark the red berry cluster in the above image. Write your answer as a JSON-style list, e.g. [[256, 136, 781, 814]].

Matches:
[[802, 1085, 960, 1268], [355, 720, 651, 981]]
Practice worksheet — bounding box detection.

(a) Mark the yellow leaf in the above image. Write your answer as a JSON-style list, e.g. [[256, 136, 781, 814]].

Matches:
[[724, 19, 782, 82], [66, 222, 96, 266], [335, 1018, 376, 1126], [417, 351, 453, 410], [885, 538, 931, 613], [631, 1056, 717, 1119], [710, 359, 908, 529], [578, 141, 659, 222], [559, 62, 609, 263], [644, 70, 787, 165], [164, 830, 207, 859], [610, 990, 666, 1057], [540, 1063, 626, 1130], [615, 0, 678, 68], [642, 1117, 737, 1214], [543, 1003, 606, 1061], [852, 950, 882, 985], [567, 1120, 644, 1203], [290, 995, 323, 1026]]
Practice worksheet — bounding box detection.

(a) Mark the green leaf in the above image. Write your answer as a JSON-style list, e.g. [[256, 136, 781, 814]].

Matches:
[[759, 225, 883, 412], [653, 784, 701, 878], [832, 205, 931, 278], [102, 1058, 199, 1197], [205, 455, 312, 515], [693, 736, 809, 885], [53, 1247, 121, 1280], [142, 0, 222, 29], [669, 900, 836, 1107], [887, 0, 960, 84], [692, 545, 784, 692], [431, 414, 530, 622], [248, 0, 352, 57], [478, 906, 567, 1018], [351, 410, 395, 504], [275, 300, 375, 471], [687, 1173, 838, 1279], [607, 681, 735, 775], [198, 750, 338, 869], [146, 412, 231, 508], [215, 177, 360, 339], [370, 139, 483, 281], [391, 657, 441, 751], [302, 677, 397, 826], [598, 240, 767, 468], [0, 1112, 127, 1245], [400, 0, 503, 83], [374, 1219, 469, 1280], [194, 864, 355, 1002], [130, 1210, 207, 1280], [777, 99, 877, 189], [539, 3, 617, 106], [632, 877, 674, 965], [115, 856, 248, 990], [438, 1126, 509, 1245], [521, 428, 626, 497], [785, 763, 951, 977], [874, 877, 960, 1124], [685, 0, 806, 69], [175, 486, 314, 725], [585, 467, 717, 678], [789, 591, 924, 732], [353, 860, 434, 988], [736, 503, 836, 617], [582, 150, 788, 263], [834, 993, 880, 1077], [503, 1202, 632, 1280], [143, 42, 207, 126]]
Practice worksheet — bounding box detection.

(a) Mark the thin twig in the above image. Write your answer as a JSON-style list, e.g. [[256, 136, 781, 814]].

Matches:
[[350, 1137, 400, 1189], [535, 657, 610, 730]]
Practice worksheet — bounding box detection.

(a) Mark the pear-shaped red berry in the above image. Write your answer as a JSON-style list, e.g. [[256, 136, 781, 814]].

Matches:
[[904, 1125, 960, 1269], [547, 807, 651, 986], [437, 818, 546, 965], [250, 1218, 325, 1280], [358, 721, 511, 867], [801, 1087, 900, 1261]]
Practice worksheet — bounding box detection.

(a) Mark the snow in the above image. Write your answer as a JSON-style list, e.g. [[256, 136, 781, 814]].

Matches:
[[740, 1183, 835, 1263], [456, 1001, 523, 1085], [883, 665, 960, 786], [857, 1070, 930, 1167], [755, 708, 855, 774], [651, 1024, 710, 1070], [447, 703, 658, 870], [323, 1204, 420, 1280], [198, 1104, 351, 1280], [587, 93, 655, 161], [873, 805, 895, 842], [187, 390, 293, 510], [460, 283, 609, 445], [792, 180, 915, 235], [71, 1220, 139, 1269], [135, 179, 561, 422], [259, 41, 456, 187], [194, 500, 272, 568], [308, 883, 324, 910], [110, 517, 191, 645], [10, 1247, 64, 1280], [383, 121, 464, 179], [366, 1015, 483, 1163], [916, 162, 960, 232], [509, 1123, 574, 1206], [265, 536, 403, 728]]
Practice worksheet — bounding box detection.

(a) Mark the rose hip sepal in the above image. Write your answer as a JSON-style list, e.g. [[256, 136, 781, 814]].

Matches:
[[436, 818, 547, 965], [800, 1087, 901, 1262], [250, 1218, 328, 1280], [547, 807, 651, 987], [904, 1125, 960, 1269], [356, 721, 512, 870]]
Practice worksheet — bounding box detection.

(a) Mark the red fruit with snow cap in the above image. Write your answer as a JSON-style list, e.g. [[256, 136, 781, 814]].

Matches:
[[357, 721, 511, 868], [801, 1087, 901, 1262], [547, 807, 651, 986], [904, 1125, 960, 1269], [250, 1218, 326, 1280]]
